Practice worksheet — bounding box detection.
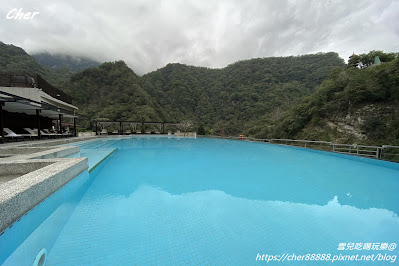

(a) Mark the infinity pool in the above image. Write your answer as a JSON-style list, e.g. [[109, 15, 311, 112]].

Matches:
[[1, 136, 399, 265]]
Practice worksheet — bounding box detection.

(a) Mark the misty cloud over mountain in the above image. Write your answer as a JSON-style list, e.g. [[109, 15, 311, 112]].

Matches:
[[1, 0, 398, 74]]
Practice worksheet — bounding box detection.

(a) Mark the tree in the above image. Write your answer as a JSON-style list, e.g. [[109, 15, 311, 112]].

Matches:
[[180, 120, 193, 133], [197, 124, 206, 135], [348, 54, 361, 68]]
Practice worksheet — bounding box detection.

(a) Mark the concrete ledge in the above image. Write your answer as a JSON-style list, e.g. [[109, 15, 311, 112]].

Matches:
[[0, 138, 93, 234], [20, 136, 98, 147], [78, 132, 96, 137], [0, 161, 53, 177], [0, 136, 98, 148], [30, 146, 79, 160], [0, 147, 49, 155], [0, 146, 79, 161], [174, 132, 197, 137], [0, 157, 88, 233]]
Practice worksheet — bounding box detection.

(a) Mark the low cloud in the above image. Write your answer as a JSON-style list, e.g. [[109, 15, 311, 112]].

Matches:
[[1, 0, 398, 75]]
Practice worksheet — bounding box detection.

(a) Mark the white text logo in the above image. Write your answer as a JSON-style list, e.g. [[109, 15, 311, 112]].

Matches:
[[6, 8, 39, 20]]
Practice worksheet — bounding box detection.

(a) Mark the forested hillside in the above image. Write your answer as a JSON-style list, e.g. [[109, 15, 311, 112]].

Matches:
[[268, 56, 399, 145], [63, 61, 167, 129], [3, 41, 397, 147], [142, 53, 345, 134], [0, 42, 62, 85]]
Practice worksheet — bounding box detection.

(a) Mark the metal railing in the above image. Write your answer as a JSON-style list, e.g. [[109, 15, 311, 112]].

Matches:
[[269, 138, 331, 149], [381, 145, 399, 162], [331, 143, 381, 158], [198, 135, 399, 162], [0, 72, 35, 88]]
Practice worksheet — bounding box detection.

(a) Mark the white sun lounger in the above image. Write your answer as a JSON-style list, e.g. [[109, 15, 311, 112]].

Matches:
[[5, 128, 34, 139], [3, 128, 24, 141], [23, 128, 52, 138], [23, 128, 38, 136], [43, 129, 63, 138], [39, 130, 54, 138]]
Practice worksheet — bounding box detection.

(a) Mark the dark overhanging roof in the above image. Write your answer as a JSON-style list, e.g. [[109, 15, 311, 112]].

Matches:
[[0, 90, 77, 118], [0, 72, 73, 104]]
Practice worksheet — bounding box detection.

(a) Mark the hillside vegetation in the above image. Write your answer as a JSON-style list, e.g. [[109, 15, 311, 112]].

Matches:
[[63, 61, 167, 129], [142, 53, 345, 134], [269, 56, 399, 145], [2, 42, 397, 148], [0, 42, 63, 85]]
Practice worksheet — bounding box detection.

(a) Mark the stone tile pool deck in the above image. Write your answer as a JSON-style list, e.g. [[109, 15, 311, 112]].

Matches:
[[0, 137, 98, 233]]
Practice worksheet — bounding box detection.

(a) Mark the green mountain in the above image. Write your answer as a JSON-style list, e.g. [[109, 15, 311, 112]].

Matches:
[[32, 53, 101, 72], [3, 42, 397, 149], [63, 61, 167, 129], [269, 56, 399, 145], [65, 53, 345, 133], [142, 53, 346, 134], [0, 42, 61, 85]]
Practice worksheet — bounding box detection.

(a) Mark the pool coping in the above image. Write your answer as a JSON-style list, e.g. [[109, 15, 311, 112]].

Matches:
[[0, 138, 97, 234], [0, 135, 185, 234], [0, 157, 88, 234]]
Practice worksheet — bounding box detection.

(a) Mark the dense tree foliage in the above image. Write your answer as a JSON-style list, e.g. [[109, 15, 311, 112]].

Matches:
[[4, 42, 397, 147], [0, 42, 65, 84], [0, 42, 346, 135], [348, 50, 398, 68], [270, 57, 399, 145], [62, 61, 167, 129], [142, 52, 345, 135]]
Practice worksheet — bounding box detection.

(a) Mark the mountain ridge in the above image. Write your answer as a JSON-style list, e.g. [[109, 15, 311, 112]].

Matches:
[[2, 41, 397, 148], [32, 52, 101, 72]]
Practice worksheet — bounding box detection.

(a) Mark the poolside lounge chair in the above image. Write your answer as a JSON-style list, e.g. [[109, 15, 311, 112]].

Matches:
[[3, 128, 24, 141], [125, 130, 132, 135], [39, 130, 54, 138], [112, 130, 119, 135], [5, 128, 35, 140], [4, 128, 27, 138], [24, 128, 51, 138], [43, 129, 63, 138], [23, 128, 38, 136], [100, 128, 108, 135], [63, 130, 73, 137]]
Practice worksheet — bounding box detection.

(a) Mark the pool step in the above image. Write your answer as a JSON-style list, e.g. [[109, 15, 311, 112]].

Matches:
[[81, 139, 119, 149], [88, 148, 117, 173]]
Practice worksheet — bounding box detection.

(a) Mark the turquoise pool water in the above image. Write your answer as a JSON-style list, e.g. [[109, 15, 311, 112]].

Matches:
[[63, 139, 119, 170], [1, 136, 399, 265]]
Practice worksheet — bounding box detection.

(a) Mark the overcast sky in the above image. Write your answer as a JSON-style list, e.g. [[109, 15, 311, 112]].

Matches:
[[1, 0, 398, 75]]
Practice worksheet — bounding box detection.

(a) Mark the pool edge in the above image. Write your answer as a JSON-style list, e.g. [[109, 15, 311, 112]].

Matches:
[[88, 148, 118, 173]]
